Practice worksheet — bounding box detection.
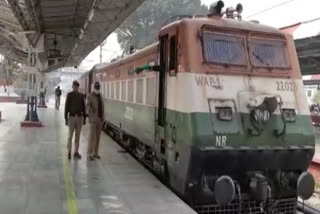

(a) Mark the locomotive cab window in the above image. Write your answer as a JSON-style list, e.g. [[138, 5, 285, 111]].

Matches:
[[202, 29, 247, 66], [249, 35, 289, 69]]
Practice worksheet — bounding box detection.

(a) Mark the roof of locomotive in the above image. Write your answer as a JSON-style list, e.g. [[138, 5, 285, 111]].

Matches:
[[79, 70, 90, 78], [94, 42, 158, 74], [161, 16, 283, 35], [89, 16, 285, 76], [80, 62, 113, 77]]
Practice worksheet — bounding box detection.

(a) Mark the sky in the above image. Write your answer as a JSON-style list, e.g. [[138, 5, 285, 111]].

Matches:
[[79, 0, 320, 71]]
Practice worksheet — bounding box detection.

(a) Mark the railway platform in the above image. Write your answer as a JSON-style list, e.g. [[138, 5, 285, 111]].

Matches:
[[0, 101, 196, 214]]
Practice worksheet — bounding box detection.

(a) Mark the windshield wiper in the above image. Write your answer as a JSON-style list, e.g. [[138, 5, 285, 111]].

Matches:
[[252, 52, 264, 64], [252, 52, 272, 70]]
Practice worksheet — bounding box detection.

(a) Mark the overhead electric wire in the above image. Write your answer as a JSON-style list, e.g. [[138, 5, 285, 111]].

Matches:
[[302, 16, 320, 24], [245, 0, 297, 19], [279, 16, 320, 29]]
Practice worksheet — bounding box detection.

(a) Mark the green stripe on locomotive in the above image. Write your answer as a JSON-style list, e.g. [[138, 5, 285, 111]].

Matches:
[[105, 99, 314, 148]]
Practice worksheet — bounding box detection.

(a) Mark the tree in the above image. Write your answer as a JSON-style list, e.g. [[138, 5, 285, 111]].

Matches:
[[0, 57, 23, 86], [6, 58, 24, 82], [117, 0, 209, 51]]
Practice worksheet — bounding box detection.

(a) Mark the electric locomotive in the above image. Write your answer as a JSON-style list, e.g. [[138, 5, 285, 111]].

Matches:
[[79, 1, 315, 213]]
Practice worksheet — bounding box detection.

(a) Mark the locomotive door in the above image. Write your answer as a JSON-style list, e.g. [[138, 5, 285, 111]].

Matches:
[[155, 31, 179, 181], [156, 34, 168, 156], [156, 32, 178, 157]]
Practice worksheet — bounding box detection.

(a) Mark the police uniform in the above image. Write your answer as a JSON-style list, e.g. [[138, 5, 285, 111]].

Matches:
[[87, 82, 104, 160], [65, 89, 86, 158]]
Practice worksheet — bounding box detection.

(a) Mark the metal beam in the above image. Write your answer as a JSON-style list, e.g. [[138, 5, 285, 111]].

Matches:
[[303, 80, 320, 85], [295, 36, 320, 48], [25, 0, 41, 31], [297, 46, 320, 58], [7, 0, 31, 31], [0, 17, 22, 30], [297, 202, 320, 214], [6, 0, 37, 48]]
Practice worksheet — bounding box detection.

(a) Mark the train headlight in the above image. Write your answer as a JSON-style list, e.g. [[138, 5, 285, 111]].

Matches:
[[297, 172, 314, 200], [214, 176, 235, 206], [283, 109, 296, 122], [216, 107, 233, 121]]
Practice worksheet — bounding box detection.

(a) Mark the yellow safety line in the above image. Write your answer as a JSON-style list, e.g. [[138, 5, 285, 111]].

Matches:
[[62, 146, 79, 214]]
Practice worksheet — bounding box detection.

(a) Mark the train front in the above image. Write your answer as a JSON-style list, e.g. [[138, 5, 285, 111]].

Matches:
[[174, 3, 316, 213]]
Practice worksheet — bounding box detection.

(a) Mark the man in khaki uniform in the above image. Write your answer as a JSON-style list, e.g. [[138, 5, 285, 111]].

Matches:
[[64, 81, 86, 159], [87, 82, 104, 160]]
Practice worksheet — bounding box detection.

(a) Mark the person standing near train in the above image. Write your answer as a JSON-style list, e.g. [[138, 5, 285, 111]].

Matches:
[[55, 86, 62, 110], [86, 82, 104, 160], [64, 81, 86, 160]]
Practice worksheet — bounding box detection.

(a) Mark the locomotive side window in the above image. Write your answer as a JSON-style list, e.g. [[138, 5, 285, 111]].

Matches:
[[116, 81, 120, 100], [128, 80, 134, 103], [108, 81, 111, 98], [111, 82, 114, 99], [169, 35, 177, 71], [121, 81, 126, 101], [249, 37, 289, 69], [136, 79, 144, 104], [102, 82, 105, 98], [105, 82, 108, 98], [202, 31, 247, 66], [104, 82, 109, 98], [146, 77, 156, 106]]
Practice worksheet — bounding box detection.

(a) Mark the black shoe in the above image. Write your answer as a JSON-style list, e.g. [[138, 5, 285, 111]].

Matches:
[[74, 153, 81, 159], [87, 155, 94, 161], [68, 153, 71, 160], [93, 155, 101, 159]]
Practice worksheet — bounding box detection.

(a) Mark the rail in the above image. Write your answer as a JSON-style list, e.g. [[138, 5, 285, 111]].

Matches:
[[297, 201, 320, 214]]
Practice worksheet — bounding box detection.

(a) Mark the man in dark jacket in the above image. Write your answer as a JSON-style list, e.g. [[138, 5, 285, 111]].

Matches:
[[64, 81, 86, 159]]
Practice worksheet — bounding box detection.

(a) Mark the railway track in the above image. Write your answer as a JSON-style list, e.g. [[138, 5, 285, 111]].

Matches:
[[297, 201, 320, 214], [105, 127, 320, 214]]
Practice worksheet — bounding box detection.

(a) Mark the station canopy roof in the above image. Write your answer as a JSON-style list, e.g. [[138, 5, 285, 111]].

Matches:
[[0, 0, 144, 71], [281, 18, 320, 75]]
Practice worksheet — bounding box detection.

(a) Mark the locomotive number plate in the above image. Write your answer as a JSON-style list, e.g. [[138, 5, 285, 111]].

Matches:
[[276, 81, 294, 92]]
